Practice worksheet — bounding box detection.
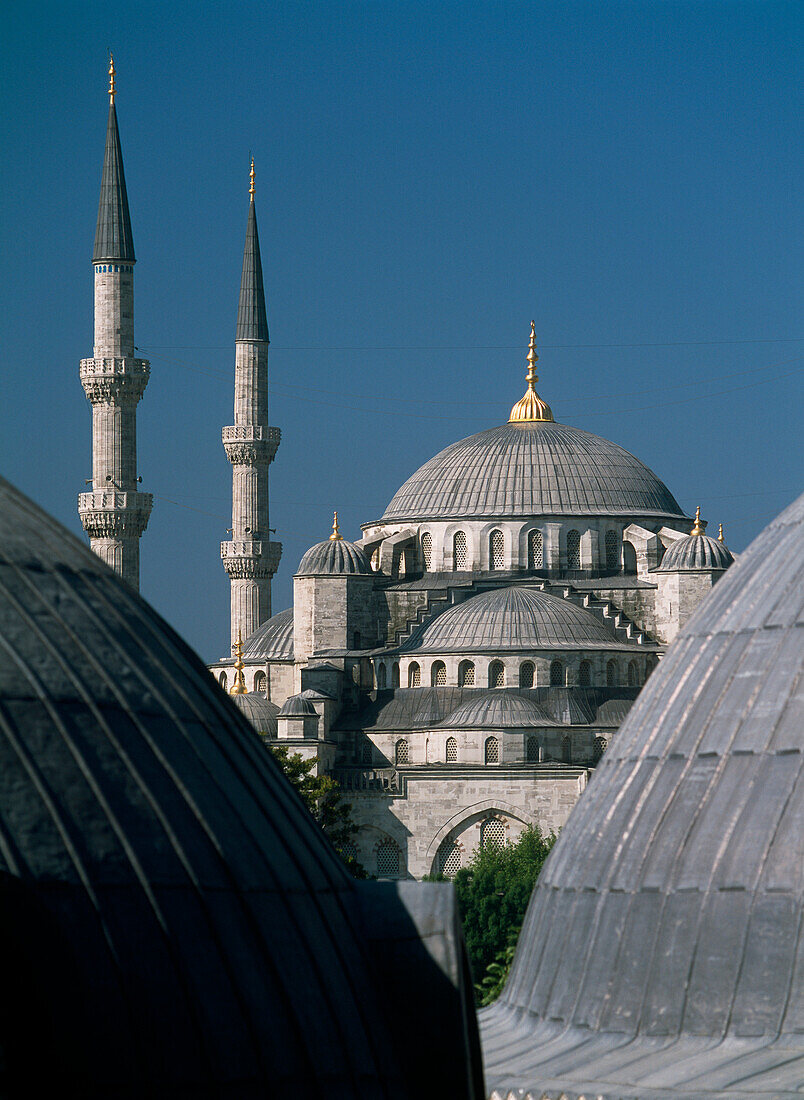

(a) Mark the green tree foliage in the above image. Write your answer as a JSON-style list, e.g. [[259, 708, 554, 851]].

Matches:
[[268, 745, 368, 878], [452, 825, 556, 1000]]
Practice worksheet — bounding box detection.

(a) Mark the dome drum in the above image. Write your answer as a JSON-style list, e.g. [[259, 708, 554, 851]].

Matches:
[[382, 652, 649, 691]]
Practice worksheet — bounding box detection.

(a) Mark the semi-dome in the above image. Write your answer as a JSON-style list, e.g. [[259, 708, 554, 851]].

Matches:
[[242, 606, 294, 660], [380, 421, 685, 522], [480, 491, 804, 1098], [441, 692, 555, 728], [278, 693, 318, 716], [229, 691, 280, 737], [402, 586, 624, 652], [297, 514, 372, 576]]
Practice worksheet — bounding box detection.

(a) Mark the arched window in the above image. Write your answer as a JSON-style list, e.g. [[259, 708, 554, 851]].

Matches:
[[453, 530, 468, 570], [605, 530, 619, 573], [606, 659, 618, 687], [485, 736, 500, 764], [489, 660, 505, 688], [440, 841, 462, 877], [431, 660, 447, 686], [622, 541, 637, 575], [408, 662, 421, 688], [446, 736, 458, 763], [377, 663, 387, 689], [458, 660, 475, 686], [562, 735, 572, 764], [526, 736, 540, 763], [480, 816, 506, 848], [218, 671, 227, 690], [253, 670, 266, 694], [395, 739, 409, 765], [578, 660, 591, 687], [362, 740, 373, 765], [519, 661, 535, 688], [627, 660, 639, 687], [391, 662, 400, 688], [489, 529, 504, 570], [370, 547, 380, 571], [550, 659, 564, 686], [421, 532, 432, 570], [353, 631, 361, 649], [376, 839, 401, 878], [528, 529, 543, 569], [567, 529, 581, 570], [593, 736, 608, 764]]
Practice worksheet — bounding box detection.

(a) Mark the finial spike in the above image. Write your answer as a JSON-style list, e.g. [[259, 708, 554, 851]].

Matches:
[[509, 319, 553, 423], [329, 511, 343, 541], [718, 522, 725, 543], [526, 319, 538, 386], [691, 506, 705, 537], [249, 157, 255, 202], [108, 53, 116, 103], [229, 628, 247, 694]]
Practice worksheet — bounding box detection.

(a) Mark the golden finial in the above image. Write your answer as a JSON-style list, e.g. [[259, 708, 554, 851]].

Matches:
[[690, 506, 706, 537], [718, 522, 725, 543], [329, 511, 343, 541], [249, 157, 255, 202], [229, 629, 247, 695], [108, 53, 116, 103], [509, 320, 554, 423]]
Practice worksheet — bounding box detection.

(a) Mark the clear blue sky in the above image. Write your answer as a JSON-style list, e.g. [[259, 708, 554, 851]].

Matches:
[[1, 0, 801, 662]]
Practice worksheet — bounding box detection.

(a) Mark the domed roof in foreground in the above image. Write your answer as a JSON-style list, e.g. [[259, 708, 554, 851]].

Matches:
[[402, 586, 624, 652], [481, 491, 804, 1099], [0, 476, 482, 1097], [229, 691, 280, 736], [441, 692, 555, 728], [381, 420, 685, 522], [243, 606, 294, 660], [656, 532, 735, 571]]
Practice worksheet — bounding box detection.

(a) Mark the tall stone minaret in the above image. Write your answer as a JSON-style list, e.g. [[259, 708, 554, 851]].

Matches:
[[221, 160, 282, 649], [78, 57, 152, 590]]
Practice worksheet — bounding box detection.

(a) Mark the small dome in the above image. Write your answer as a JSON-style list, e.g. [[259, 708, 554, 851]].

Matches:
[[441, 692, 555, 728], [242, 607, 294, 660], [278, 693, 318, 716], [229, 692, 280, 736], [403, 586, 621, 652], [656, 532, 735, 572], [297, 539, 372, 576]]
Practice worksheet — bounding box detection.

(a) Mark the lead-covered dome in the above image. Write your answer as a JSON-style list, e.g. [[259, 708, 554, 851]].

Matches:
[[230, 691, 280, 737], [441, 692, 555, 728], [243, 606, 294, 659], [656, 532, 734, 572], [297, 539, 372, 576], [402, 586, 624, 652], [381, 421, 684, 522]]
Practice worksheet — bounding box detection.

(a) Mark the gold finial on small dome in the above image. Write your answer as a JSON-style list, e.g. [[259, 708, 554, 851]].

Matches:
[[108, 53, 116, 103], [329, 511, 343, 541], [249, 157, 255, 202], [508, 320, 554, 423], [718, 522, 725, 543], [690, 506, 706, 536], [229, 629, 247, 695]]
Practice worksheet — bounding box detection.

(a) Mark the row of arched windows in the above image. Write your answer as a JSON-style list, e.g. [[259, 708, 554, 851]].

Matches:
[[386, 734, 609, 768], [383, 658, 643, 689], [416, 527, 639, 574]]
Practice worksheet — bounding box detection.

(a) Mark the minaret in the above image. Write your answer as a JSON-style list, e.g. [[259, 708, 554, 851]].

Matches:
[[221, 159, 282, 649], [78, 57, 152, 589]]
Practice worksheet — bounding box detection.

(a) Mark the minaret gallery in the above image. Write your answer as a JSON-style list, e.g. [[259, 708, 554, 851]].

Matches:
[[78, 57, 152, 589], [221, 159, 282, 649]]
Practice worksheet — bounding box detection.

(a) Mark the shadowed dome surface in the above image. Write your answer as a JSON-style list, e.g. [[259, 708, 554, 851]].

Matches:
[[242, 606, 294, 660], [0, 476, 483, 1098], [441, 692, 555, 728], [297, 538, 372, 576], [402, 586, 626, 652], [230, 691, 280, 737], [279, 693, 317, 716], [656, 531, 735, 571], [381, 421, 685, 522], [481, 491, 804, 1100]]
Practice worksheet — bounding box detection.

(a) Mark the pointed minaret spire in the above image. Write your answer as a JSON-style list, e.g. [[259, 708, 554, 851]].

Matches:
[[79, 58, 151, 590], [222, 159, 282, 650]]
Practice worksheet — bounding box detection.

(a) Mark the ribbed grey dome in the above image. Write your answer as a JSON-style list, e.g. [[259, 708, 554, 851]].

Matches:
[[297, 539, 372, 576], [242, 607, 294, 659], [229, 691, 280, 736], [382, 421, 684, 522], [278, 693, 317, 716], [656, 532, 735, 571], [481, 491, 804, 1099], [403, 586, 622, 652], [441, 692, 555, 728]]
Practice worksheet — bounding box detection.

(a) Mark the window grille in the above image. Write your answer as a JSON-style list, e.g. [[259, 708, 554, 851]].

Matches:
[[562, 735, 572, 764], [519, 661, 534, 688], [550, 660, 564, 686], [408, 662, 421, 687], [526, 736, 539, 763], [391, 662, 400, 688], [440, 842, 462, 877], [341, 842, 357, 864], [421, 532, 432, 570], [219, 671, 227, 690], [593, 736, 608, 764], [376, 840, 401, 878], [628, 660, 639, 686], [362, 740, 373, 765], [253, 671, 266, 693], [458, 660, 475, 686], [489, 661, 505, 688], [490, 529, 504, 569], [446, 736, 458, 762], [485, 737, 500, 764], [431, 661, 447, 686], [605, 530, 619, 572], [606, 659, 618, 687], [480, 817, 506, 849], [567, 529, 581, 570], [528, 529, 543, 569], [395, 739, 409, 765], [377, 664, 387, 689], [579, 660, 591, 687], [453, 531, 468, 570]]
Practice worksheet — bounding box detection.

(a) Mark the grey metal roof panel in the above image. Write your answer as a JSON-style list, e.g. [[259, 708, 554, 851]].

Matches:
[[235, 200, 269, 342], [480, 491, 804, 1098], [296, 538, 372, 576], [381, 420, 685, 522], [242, 607, 294, 660], [92, 102, 135, 262]]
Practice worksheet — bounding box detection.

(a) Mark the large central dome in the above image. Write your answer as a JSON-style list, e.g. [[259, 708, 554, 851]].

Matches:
[[381, 420, 684, 523]]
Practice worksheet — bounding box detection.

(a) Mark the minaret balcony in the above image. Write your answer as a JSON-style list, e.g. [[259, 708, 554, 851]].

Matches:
[[221, 539, 282, 578], [78, 490, 153, 539], [80, 357, 150, 403], [222, 425, 281, 465]]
